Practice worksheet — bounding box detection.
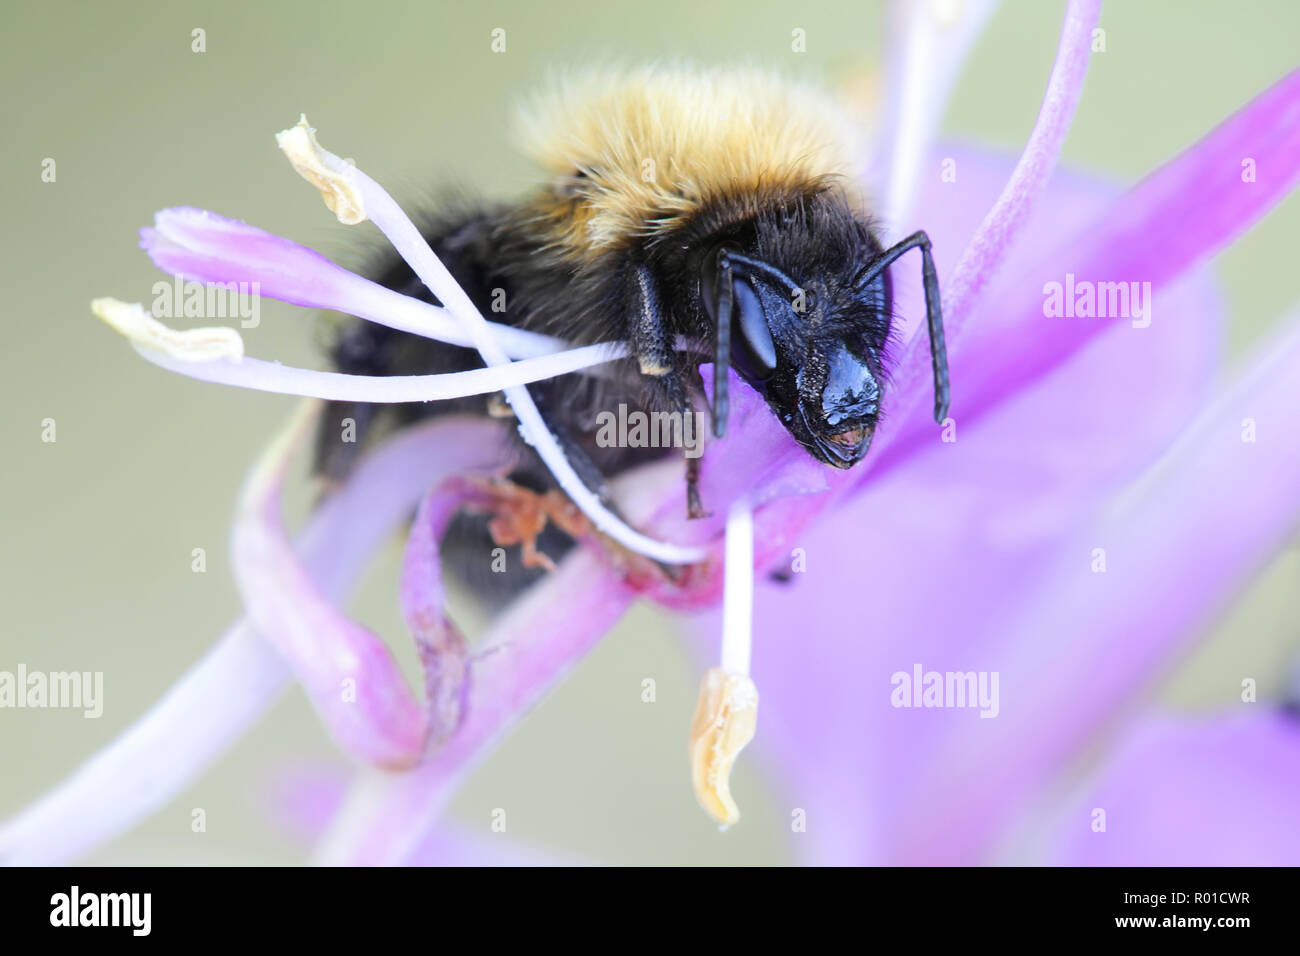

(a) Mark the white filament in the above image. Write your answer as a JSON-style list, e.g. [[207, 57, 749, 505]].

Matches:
[[720, 499, 755, 676], [279, 118, 706, 565]]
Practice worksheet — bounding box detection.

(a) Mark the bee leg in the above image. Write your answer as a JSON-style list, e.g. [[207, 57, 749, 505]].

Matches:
[[652, 373, 712, 521], [643, 366, 712, 520], [628, 261, 675, 377], [465, 477, 590, 573], [685, 453, 710, 520], [627, 261, 713, 521], [463, 398, 609, 571]]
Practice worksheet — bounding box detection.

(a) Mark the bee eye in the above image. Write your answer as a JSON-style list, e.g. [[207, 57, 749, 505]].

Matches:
[[731, 279, 777, 382]]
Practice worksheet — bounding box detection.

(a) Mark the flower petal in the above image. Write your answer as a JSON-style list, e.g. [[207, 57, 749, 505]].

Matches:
[[876, 0, 1002, 233], [1041, 712, 1300, 865], [885, 65, 1300, 471], [143, 206, 352, 311], [278, 118, 706, 566], [314, 546, 638, 865], [686, 158, 1238, 864], [0, 416, 484, 864], [632, 368, 830, 610], [0, 622, 286, 866], [404, 826, 592, 866], [400, 479, 493, 745], [231, 403, 512, 768], [903, 306, 1300, 862], [635, 0, 1108, 593], [639, 147, 1133, 610], [141, 207, 566, 359], [268, 763, 589, 864]]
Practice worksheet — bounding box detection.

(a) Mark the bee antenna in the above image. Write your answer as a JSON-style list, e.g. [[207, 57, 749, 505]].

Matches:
[[724, 252, 802, 298]]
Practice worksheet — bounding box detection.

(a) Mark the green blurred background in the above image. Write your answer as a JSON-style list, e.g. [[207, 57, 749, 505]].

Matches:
[[1, 0, 1298, 865]]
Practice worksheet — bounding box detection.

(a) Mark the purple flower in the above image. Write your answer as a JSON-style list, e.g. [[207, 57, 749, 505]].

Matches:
[[5, 0, 1300, 866]]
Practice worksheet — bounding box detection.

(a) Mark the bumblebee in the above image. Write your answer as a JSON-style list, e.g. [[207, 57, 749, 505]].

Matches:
[[316, 66, 948, 588]]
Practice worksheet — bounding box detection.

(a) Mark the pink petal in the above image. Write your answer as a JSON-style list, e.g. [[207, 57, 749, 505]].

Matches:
[[404, 827, 592, 867], [629, 3, 1104, 575], [686, 152, 1233, 864], [0, 622, 288, 865], [231, 409, 511, 769], [314, 546, 638, 865], [633, 8, 1102, 589], [265, 763, 349, 844], [1042, 712, 1300, 865], [140, 207, 563, 359], [400, 479, 497, 745], [0, 416, 486, 864], [640, 146, 1131, 611], [904, 309, 1300, 862], [142, 207, 356, 311], [883, 66, 1300, 473], [268, 762, 587, 864]]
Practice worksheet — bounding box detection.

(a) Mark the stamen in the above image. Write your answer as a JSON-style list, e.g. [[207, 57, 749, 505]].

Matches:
[[91, 298, 243, 362], [93, 294, 626, 402], [879, 0, 1000, 236], [721, 500, 755, 675], [277, 116, 706, 566], [940, 0, 1101, 334], [276, 117, 367, 225], [142, 206, 568, 360], [232, 400, 428, 769], [128, 335, 626, 402], [690, 500, 758, 826], [690, 670, 758, 828]]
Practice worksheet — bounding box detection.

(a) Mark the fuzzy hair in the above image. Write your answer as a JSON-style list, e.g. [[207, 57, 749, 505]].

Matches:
[[513, 65, 862, 263]]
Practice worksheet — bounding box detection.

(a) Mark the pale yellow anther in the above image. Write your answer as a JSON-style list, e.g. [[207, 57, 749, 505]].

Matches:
[[689, 667, 758, 826], [275, 115, 367, 225], [91, 298, 244, 362]]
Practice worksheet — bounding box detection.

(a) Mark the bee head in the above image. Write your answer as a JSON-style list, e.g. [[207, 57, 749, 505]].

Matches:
[[701, 239, 891, 468]]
